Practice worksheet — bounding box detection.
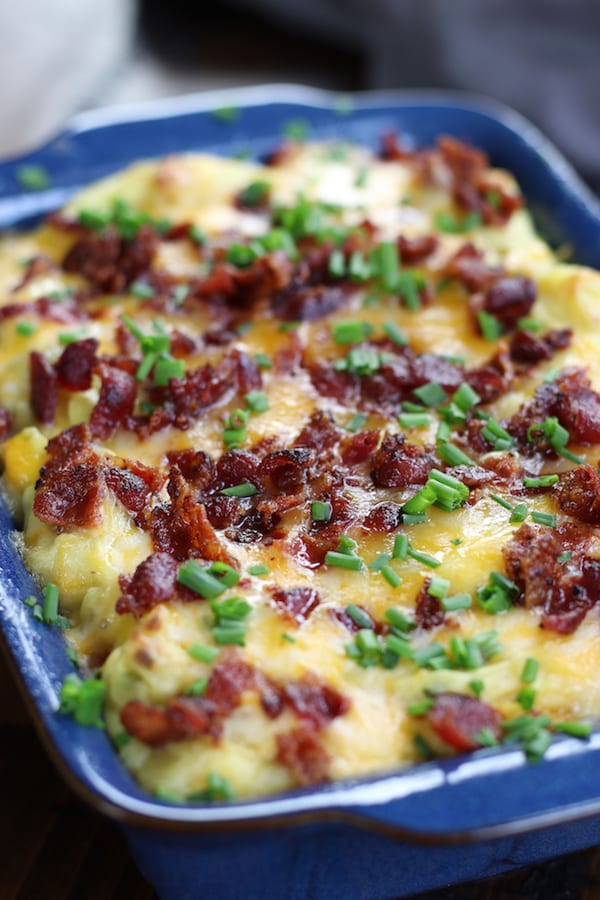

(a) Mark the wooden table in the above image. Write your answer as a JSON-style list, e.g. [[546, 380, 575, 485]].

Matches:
[[1, 651, 599, 900]]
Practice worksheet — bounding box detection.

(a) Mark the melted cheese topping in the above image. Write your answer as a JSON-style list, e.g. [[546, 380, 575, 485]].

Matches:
[[2, 141, 600, 802]]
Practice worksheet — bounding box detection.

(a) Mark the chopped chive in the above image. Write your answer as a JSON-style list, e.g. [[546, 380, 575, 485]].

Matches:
[[490, 494, 514, 511], [348, 251, 372, 281], [282, 118, 310, 141], [481, 418, 514, 451], [153, 355, 185, 386], [226, 243, 257, 268], [325, 551, 363, 571], [436, 420, 452, 443], [517, 687, 536, 711], [437, 442, 474, 467], [413, 734, 434, 759], [369, 553, 392, 571], [212, 596, 252, 621], [381, 565, 402, 588], [206, 561, 240, 588], [402, 484, 437, 516], [346, 603, 374, 629], [385, 634, 414, 659], [16, 164, 50, 191], [476, 570, 519, 613], [42, 583, 59, 624], [392, 534, 409, 560], [337, 534, 358, 555], [66, 645, 81, 668], [554, 721, 593, 738], [16, 321, 37, 336], [244, 391, 269, 413], [450, 538, 463, 546], [509, 503, 528, 524], [521, 658, 539, 684], [474, 728, 499, 747], [281, 633, 296, 644], [428, 576, 450, 599], [178, 561, 227, 599], [441, 593, 472, 611], [23, 595, 37, 608], [311, 501, 332, 523], [58, 330, 86, 345], [213, 624, 247, 646], [408, 698, 434, 716], [453, 383, 481, 412], [332, 320, 373, 344], [398, 412, 431, 429], [328, 249, 346, 278], [254, 351, 272, 369], [188, 224, 207, 246], [238, 180, 270, 207], [402, 513, 428, 525], [212, 105, 240, 123], [382, 321, 408, 346], [185, 678, 209, 696], [113, 730, 132, 749], [335, 347, 385, 376], [435, 210, 481, 234], [558, 551, 572, 564], [385, 607, 416, 633], [518, 317, 541, 332], [406, 547, 441, 569], [172, 284, 190, 307], [477, 310, 503, 341], [220, 483, 259, 497], [345, 412, 368, 432], [130, 281, 155, 299], [376, 242, 401, 292], [396, 270, 423, 310], [248, 564, 269, 576], [523, 474, 559, 488], [58, 674, 105, 728], [531, 511, 557, 527], [469, 679, 484, 698], [413, 381, 447, 407]]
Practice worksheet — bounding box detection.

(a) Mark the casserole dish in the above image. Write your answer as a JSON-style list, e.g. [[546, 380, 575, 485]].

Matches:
[[3, 85, 600, 898]]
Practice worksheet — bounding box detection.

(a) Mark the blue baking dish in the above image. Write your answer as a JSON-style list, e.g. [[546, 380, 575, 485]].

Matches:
[[3, 86, 600, 899]]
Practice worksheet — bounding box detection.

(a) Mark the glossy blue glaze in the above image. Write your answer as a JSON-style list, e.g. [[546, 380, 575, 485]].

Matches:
[[2, 87, 600, 898]]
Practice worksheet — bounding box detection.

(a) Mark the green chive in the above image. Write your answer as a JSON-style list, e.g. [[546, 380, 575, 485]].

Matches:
[[212, 596, 252, 621], [245, 391, 269, 413], [517, 687, 536, 711], [477, 310, 503, 341], [385, 607, 416, 632], [311, 501, 332, 522], [42, 583, 59, 624], [413, 734, 434, 759], [369, 553, 392, 571], [382, 321, 408, 346], [248, 564, 269, 576], [348, 251, 372, 282], [332, 320, 373, 344], [413, 381, 447, 407], [226, 243, 257, 268], [238, 180, 270, 207], [474, 728, 499, 747], [398, 412, 431, 429], [178, 561, 227, 599], [213, 624, 247, 646], [185, 678, 209, 697], [172, 284, 190, 307], [435, 210, 481, 234], [453, 383, 481, 412], [481, 418, 514, 451], [490, 494, 514, 511], [558, 551, 572, 564], [408, 698, 434, 716], [345, 412, 368, 432], [428, 576, 450, 599], [469, 679, 484, 697], [78, 209, 109, 231], [396, 271, 423, 310], [377, 242, 401, 292], [220, 483, 259, 497], [346, 603, 374, 629], [113, 731, 132, 749], [16, 164, 50, 191], [16, 321, 37, 336], [58, 674, 105, 728], [328, 249, 346, 278], [153, 355, 185, 386], [381, 565, 402, 588], [407, 547, 441, 569], [437, 442, 474, 466], [522, 658, 539, 684], [509, 503, 528, 524], [282, 118, 310, 141], [554, 721, 593, 738], [325, 551, 363, 571], [130, 281, 155, 299], [523, 475, 559, 488], [281, 633, 296, 644], [254, 352, 272, 369], [403, 513, 429, 525], [212, 105, 240, 123], [531, 511, 557, 527], [441, 593, 472, 611], [518, 317, 541, 332], [392, 534, 409, 560], [207, 561, 240, 588], [189, 225, 207, 246]]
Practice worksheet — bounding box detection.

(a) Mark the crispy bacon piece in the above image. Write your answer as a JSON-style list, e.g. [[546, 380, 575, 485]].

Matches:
[[294, 410, 341, 454], [0, 296, 87, 326], [398, 234, 438, 264], [482, 276, 537, 330], [371, 434, 435, 488], [509, 328, 572, 365], [362, 502, 403, 533], [116, 552, 179, 617], [273, 280, 348, 322], [0, 407, 12, 440], [379, 131, 413, 161], [33, 454, 105, 528], [466, 350, 513, 404], [55, 338, 99, 391], [414, 578, 445, 630], [43, 423, 92, 471], [556, 466, 600, 525], [11, 254, 54, 292], [341, 429, 379, 467], [282, 674, 350, 730], [89, 362, 137, 439], [270, 586, 320, 625], [263, 448, 314, 493], [438, 136, 488, 179], [166, 449, 215, 489], [426, 693, 503, 752], [105, 459, 165, 515], [503, 523, 561, 609], [62, 224, 158, 293], [30, 351, 58, 424], [276, 727, 330, 785], [216, 449, 262, 491], [445, 244, 501, 292]]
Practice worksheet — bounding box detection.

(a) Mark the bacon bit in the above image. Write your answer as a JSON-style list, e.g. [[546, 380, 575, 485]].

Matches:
[[556, 466, 600, 525], [33, 455, 105, 529], [0, 407, 12, 440], [273, 331, 304, 374], [273, 280, 348, 322], [341, 429, 379, 466], [216, 449, 262, 490], [446, 244, 502, 292], [120, 700, 191, 746], [166, 449, 215, 489], [330, 605, 376, 633], [232, 349, 262, 394], [466, 349, 513, 404], [308, 361, 358, 407], [270, 586, 320, 625], [398, 234, 438, 264], [379, 131, 413, 161], [263, 448, 314, 493], [55, 338, 99, 391], [426, 692, 503, 752], [43, 423, 92, 471], [362, 502, 403, 533], [294, 410, 341, 454], [62, 225, 159, 293], [169, 330, 197, 358], [414, 578, 445, 630], [150, 467, 234, 563], [503, 523, 561, 609], [438, 136, 488, 179], [0, 296, 86, 326], [30, 351, 58, 424], [116, 552, 179, 617], [482, 276, 537, 330], [282, 674, 350, 730], [11, 255, 55, 293], [106, 459, 165, 515], [276, 727, 330, 785], [509, 328, 572, 365], [371, 434, 435, 488], [89, 362, 137, 439]]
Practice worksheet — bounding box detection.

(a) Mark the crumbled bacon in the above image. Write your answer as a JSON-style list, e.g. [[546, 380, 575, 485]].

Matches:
[[362, 502, 403, 533], [165, 449, 215, 489], [276, 727, 330, 785], [62, 225, 159, 293], [0, 296, 87, 326], [466, 350, 513, 404], [481, 276, 537, 330], [414, 578, 445, 630], [11, 254, 54, 292], [341, 429, 379, 467], [33, 454, 105, 528], [379, 132, 413, 161], [438, 136, 488, 180], [263, 448, 314, 493], [281, 674, 350, 730], [30, 351, 58, 424], [509, 328, 572, 365], [105, 459, 165, 515], [55, 338, 99, 391], [43, 423, 92, 471], [294, 410, 341, 454], [398, 234, 438, 264], [270, 586, 320, 624], [89, 362, 137, 439], [426, 692, 503, 752], [216, 449, 262, 491], [273, 280, 348, 322], [371, 434, 435, 488], [116, 552, 179, 617], [556, 466, 600, 525], [445, 244, 501, 292]]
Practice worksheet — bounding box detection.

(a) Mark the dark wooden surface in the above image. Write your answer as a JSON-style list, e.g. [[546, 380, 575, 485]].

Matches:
[[1, 651, 600, 900]]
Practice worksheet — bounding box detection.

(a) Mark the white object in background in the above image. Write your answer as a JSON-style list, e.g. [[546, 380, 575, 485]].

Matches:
[[0, 0, 136, 159]]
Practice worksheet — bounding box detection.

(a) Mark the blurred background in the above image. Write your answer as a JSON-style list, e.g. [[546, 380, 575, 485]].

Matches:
[[1, 0, 600, 189]]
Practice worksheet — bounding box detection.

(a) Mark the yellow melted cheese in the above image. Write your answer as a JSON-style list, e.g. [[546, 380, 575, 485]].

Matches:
[[2, 141, 600, 801]]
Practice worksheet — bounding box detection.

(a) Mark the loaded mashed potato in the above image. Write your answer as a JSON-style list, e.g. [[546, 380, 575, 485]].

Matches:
[[1, 131, 600, 803]]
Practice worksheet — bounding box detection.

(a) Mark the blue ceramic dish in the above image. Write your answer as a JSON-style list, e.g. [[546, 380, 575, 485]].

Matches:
[[3, 86, 600, 899]]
